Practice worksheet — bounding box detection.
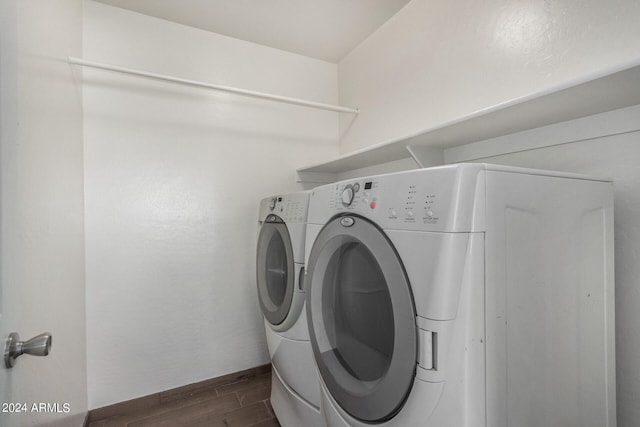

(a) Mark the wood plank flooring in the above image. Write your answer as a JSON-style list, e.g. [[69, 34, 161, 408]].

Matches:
[[86, 365, 281, 427]]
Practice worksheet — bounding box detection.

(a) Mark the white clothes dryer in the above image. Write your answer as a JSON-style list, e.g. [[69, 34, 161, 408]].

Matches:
[[256, 192, 321, 427], [305, 164, 616, 427]]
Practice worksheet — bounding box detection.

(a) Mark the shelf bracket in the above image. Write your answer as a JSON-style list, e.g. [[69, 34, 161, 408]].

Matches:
[[406, 145, 445, 168]]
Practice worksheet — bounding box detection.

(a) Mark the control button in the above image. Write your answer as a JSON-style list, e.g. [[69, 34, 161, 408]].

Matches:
[[370, 201, 377, 209], [268, 197, 277, 211], [406, 210, 414, 218], [340, 216, 355, 227], [426, 210, 434, 218], [390, 209, 397, 218], [341, 185, 355, 207], [353, 183, 360, 193]]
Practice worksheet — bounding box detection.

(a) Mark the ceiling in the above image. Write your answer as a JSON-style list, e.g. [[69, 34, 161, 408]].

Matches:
[[93, 0, 411, 63]]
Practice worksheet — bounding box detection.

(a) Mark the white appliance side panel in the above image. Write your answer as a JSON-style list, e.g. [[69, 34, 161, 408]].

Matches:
[[305, 223, 323, 266], [278, 288, 310, 340], [258, 196, 272, 221], [287, 222, 307, 264], [266, 263, 308, 336], [414, 232, 486, 427], [485, 171, 615, 427], [271, 366, 322, 427], [266, 325, 321, 409], [386, 230, 473, 320], [320, 376, 445, 427]]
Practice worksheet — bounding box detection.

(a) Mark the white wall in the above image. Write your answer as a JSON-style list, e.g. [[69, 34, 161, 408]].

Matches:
[[0, 0, 87, 425], [338, 0, 640, 154], [83, 1, 339, 409]]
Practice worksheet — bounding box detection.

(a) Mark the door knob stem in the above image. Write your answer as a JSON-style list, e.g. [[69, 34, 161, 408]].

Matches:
[[4, 332, 52, 368]]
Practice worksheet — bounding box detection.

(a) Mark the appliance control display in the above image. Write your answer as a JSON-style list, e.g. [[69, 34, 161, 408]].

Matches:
[[380, 183, 440, 224], [266, 195, 307, 222], [333, 179, 380, 212]]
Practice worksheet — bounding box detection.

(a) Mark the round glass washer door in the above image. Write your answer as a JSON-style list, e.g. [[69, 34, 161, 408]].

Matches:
[[256, 214, 295, 326], [306, 214, 417, 422]]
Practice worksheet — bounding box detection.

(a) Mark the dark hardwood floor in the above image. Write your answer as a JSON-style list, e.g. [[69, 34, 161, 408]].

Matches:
[[86, 365, 281, 427]]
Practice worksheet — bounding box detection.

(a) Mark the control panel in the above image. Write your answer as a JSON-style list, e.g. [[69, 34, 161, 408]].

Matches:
[[330, 179, 381, 213], [394, 184, 439, 225], [328, 176, 441, 227], [262, 193, 309, 223], [308, 164, 485, 232]]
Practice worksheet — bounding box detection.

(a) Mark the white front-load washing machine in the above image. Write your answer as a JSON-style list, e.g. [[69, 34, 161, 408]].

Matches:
[[256, 192, 321, 427], [305, 164, 616, 427]]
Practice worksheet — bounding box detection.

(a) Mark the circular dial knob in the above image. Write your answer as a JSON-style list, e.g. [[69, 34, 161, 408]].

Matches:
[[268, 197, 277, 211], [341, 185, 355, 207]]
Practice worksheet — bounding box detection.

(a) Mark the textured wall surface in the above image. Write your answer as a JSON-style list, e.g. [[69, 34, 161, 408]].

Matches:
[[84, 1, 339, 409], [338, 0, 640, 154]]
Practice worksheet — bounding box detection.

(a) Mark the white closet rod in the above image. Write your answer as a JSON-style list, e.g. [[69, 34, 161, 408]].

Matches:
[[68, 56, 359, 114]]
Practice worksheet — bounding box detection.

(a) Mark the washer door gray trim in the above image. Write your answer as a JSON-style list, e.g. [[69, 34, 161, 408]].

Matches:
[[306, 214, 417, 422], [257, 219, 295, 326]]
